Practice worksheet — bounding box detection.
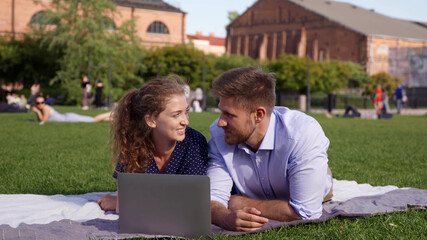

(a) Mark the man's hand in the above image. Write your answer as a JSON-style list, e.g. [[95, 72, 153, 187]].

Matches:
[[227, 195, 301, 222], [224, 207, 269, 231], [211, 201, 268, 232]]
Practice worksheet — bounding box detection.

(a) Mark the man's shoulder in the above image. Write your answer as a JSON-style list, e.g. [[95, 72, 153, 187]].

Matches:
[[274, 106, 316, 125], [273, 106, 319, 139]]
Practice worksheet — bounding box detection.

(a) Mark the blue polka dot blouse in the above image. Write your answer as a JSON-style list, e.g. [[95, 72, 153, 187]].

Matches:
[[113, 127, 208, 178]]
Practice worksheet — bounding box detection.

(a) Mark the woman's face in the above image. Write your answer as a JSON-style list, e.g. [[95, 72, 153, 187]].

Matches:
[[150, 94, 189, 143], [35, 97, 46, 110]]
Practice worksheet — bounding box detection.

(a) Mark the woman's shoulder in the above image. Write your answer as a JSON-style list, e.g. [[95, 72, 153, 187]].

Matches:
[[185, 127, 206, 141], [43, 105, 54, 114], [181, 127, 207, 146]]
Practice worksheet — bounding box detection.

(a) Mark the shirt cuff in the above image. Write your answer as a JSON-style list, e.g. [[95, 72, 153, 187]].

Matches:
[[289, 200, 323, 220], [211, 196, 228, 209]]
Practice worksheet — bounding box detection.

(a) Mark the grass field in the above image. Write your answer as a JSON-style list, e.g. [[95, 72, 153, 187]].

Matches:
[[0, 107, 426, 239]]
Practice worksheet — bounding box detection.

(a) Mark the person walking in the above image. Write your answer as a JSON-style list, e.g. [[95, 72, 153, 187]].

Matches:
[[394, 84, 403, 114]]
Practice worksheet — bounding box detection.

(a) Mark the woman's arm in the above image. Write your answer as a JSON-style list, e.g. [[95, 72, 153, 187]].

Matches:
[[97, 186, 119, 213], [32, 106, 44, 121]]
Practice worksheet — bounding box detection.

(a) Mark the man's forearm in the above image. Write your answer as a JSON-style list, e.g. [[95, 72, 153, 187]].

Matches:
[[228, 196, 301, 222], [211, 200, 232, 229]]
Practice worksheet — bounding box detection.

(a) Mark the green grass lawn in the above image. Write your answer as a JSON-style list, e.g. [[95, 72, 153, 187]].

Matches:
[[0, 107, 426, 239]]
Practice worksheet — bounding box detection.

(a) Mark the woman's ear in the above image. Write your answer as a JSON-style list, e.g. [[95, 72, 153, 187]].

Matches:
[[145, 114, 156, 128]]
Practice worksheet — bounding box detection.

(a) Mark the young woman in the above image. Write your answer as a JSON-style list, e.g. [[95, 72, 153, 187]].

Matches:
[[97, 76, 208, 212], [32, 96, 112, 122]]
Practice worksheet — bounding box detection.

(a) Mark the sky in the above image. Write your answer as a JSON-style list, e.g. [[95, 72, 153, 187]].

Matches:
[[166, 0, 427, 38]]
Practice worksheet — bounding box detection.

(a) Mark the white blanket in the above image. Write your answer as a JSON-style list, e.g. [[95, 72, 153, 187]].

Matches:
[[0, 179, 399, 228]]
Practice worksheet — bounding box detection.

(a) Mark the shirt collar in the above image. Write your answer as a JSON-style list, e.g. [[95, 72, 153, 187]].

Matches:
[[258, 112, 276, 150], [238, 111, 276, 152]]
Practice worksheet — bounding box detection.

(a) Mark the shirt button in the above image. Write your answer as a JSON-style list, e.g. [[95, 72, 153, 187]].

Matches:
[[266, 192, 270, 195], [261, 177, 265, 181]]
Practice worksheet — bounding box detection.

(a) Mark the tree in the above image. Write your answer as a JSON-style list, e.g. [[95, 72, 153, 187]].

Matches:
[[363, 72, 400, 97], [141, 45, 217, 90], [33, 0, 144, 104], [269, 54, 308, 92], [215, 54, 259, 73], [0, 35, 62, 88], [227, 11, 240, 23]]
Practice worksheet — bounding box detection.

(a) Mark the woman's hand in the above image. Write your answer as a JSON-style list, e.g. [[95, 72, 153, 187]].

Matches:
[[32, 105, 39, 112], [97, 194, 117, 212]]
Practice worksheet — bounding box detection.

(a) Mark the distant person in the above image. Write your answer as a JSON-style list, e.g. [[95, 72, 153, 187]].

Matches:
[[326, 90, 336, 118], [394, 84, 403, 114], [94, 79, 104, 108], [29, 84, 40, 105], [45, 94, 56, 105], [183, 83, 190, 104], [343, 105, 361, 118], [81, 76, 90, 110], [97, 76, 209, 213], [17, 94, 28, 109], [374, 84, 383, 115], [6, 93, 18, 105], [32, 95, 112, 123], [194, 86, 203, 110], [0, 88, 26, 113], [381, 84, 390, 113], [402, 88, 408, 109]]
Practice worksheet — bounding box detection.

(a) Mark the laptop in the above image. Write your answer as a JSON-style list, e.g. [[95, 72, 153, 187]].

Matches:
[[118, 173, 212, 238]]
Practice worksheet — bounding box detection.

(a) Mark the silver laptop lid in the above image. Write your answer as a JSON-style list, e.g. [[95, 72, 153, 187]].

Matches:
[[118, 173, 211, 238]]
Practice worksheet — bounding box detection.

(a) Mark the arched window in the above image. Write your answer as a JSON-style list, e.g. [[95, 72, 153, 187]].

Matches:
[[103, 16, 116, 30], [30, 11, 58, 25], [376, 44, 389, 55], [147, 21, 169, 34]]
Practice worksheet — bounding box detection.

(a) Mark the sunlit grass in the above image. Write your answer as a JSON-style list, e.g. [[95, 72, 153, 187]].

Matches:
[[0, 108, 425, 239]]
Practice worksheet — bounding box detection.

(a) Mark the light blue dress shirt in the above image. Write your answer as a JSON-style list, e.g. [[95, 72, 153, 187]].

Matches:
[[207, 106, 331, 220]]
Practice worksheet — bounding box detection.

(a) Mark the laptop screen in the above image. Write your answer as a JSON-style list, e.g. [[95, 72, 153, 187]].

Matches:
[[118, 173, 212, 238]]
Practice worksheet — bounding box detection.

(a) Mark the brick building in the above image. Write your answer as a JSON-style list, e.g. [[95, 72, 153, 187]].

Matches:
[[187, 32, 225, 56], [226, 0, 427, 87], [0, 0, 186, 47]]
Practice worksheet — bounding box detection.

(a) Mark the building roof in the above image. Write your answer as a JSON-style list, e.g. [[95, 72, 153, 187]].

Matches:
[[288, 0, 427, 41], [112, 0, 184, 13], [187, 33, 226, 46]]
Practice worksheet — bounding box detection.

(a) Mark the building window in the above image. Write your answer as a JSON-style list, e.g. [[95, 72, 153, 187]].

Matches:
[[319, 50, 324, 61], [147, 21, 169, 34], [30, 11, 58, 25], [376, 44, 389, 55], [103, 16, 116, 30]]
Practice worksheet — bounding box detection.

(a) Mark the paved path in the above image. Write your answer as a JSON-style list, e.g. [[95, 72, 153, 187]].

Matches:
[[310, 108, 427, 116]]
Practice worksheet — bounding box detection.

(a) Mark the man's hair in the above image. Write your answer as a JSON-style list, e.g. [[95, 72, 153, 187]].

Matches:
[[211, 67, 276, 114]]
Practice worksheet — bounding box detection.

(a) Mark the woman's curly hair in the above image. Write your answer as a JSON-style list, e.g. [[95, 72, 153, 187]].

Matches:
[[111, 76, 185, 173]]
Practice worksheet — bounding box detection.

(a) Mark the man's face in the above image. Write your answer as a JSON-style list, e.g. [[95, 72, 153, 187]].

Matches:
[[217, 97, 256, 145]]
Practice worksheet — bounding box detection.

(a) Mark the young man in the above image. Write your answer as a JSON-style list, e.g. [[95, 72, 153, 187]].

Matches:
[[207, 67, 332, 231]]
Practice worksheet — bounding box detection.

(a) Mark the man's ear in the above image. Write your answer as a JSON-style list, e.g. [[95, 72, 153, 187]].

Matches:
[[145, 114, 156, 128], [254, 107, 266, 123]]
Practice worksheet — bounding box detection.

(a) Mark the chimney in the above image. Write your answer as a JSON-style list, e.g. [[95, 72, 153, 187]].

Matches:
[[196, 31, 203, 36], [209, 33, 215, 37]]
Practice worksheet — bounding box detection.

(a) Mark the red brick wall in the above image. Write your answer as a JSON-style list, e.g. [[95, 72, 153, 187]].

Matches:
[[367, 36, 427, 75], [0, 0, 186, 47], [0, 0, 49, 36], [227, 0, 366, 63], [227, 0, 425, 78]]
